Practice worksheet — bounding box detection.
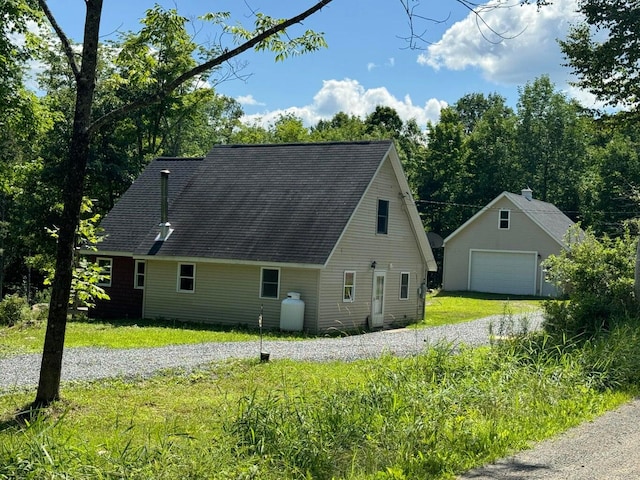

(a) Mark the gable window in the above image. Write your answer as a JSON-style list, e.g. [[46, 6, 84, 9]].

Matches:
[[97, 257, 112, 287], [399, 272, 410, 300], [260, 268, 280, 299], [343, 271, 356, 302], [498, 209, 510, 230], [134, 260, 146, 289], [377, 199, 389, 234], [177, 263, 195, 293]]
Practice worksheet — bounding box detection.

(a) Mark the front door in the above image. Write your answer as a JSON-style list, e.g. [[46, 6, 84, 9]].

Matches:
[[371, 270, 386, 328]]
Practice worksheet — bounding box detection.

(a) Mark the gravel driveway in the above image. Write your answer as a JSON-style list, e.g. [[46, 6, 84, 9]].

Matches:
[[1, 313, 540, 391]]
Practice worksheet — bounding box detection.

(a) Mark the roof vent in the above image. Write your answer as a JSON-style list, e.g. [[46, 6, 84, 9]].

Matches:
[[157, 169, 173, 241], [521, 187, 533, 201]]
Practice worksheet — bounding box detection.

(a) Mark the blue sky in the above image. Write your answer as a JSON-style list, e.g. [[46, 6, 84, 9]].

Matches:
[[43, 0, 589, 128]]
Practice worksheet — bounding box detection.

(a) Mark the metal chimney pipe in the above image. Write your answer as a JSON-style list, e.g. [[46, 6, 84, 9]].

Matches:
[[158, 169, 172, 241], [160, 170, 170, 224]]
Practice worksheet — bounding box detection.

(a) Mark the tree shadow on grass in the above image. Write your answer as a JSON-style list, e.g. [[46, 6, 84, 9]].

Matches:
[[71, 316, 311, 338], [0, 402, 46, 431], [432, 290, 545, 302]]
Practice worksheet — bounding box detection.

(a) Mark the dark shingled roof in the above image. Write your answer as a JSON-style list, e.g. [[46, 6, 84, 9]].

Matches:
[[99, 158, 204, 254], [444, 190, 577, 247], [99, 141, 395, 265], [503, 192, 576, 245]]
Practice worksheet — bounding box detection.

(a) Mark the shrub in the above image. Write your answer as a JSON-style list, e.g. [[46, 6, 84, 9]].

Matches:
[[0, 294, 31, 327], [542, 225, 638, 338]]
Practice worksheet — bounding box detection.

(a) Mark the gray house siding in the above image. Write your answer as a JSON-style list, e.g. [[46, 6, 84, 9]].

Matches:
[[443, 195, 564, 296], [317, 157, 427, 332], [142, 260, 320, 330]]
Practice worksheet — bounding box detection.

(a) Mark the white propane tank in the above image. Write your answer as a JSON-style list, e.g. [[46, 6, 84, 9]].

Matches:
[[279, 292, 305, 331]]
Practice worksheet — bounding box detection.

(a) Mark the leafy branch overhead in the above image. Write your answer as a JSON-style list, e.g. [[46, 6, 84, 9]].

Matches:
[[35, 0, 334, 134], [559, 0, 640, 110]]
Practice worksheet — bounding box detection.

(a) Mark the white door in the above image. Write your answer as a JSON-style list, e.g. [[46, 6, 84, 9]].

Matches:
[[371, 270, 386, 328], [469, 250, 537, 296]]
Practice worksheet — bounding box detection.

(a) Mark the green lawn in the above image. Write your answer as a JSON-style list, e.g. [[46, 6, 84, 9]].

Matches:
[[0, 317, 303, 358], [421, 290, 544, 327], [0, 292, 544, 357]]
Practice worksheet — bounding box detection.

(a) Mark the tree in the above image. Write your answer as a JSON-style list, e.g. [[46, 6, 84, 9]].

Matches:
[[559, 1, 640, 300], [25, 0, 553, 407], [559, 0, 640, 111], [42, 198, 110, 311], [310, 112, 367, 141], [32, 0, 333, 407], [458, 93, 519, 207], [516, 75, 587, 213], [417, 107, 468, 236]]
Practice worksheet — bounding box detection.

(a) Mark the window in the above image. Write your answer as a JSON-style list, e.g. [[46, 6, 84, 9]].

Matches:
[[134, 260, 146, 289], [96, 257, 112, 287], [377, 199, 389, 234], [343, 271, 356, 302], [498, 209, 510, 230], [177, 263, 195, 293], [400, 272, 410, 300], [260, 268, 280, 299]]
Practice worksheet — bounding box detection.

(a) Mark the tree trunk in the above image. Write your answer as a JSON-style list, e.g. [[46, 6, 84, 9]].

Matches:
[[635, 236, 640, 303], [32, 0, 331, 406], [33, 0, 103, 407]]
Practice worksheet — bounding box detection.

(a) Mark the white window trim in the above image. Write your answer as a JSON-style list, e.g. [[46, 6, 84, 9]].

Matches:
[[96, 257, 112, 287], [177, 263, 196, 293], [498, 209, 511, 230], [399, 272, 410, 300], [343, 270, 356, 302], [134, 260, 146, 290], [260, 267, 281, 299]]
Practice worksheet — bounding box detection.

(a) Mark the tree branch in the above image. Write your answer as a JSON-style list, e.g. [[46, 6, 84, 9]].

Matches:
[[38, 0, 80, 80], [88, 0, 334, 134], [398, 0, 549, 49]]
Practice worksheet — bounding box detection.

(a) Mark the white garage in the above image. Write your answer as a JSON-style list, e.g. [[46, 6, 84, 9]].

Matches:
[[442, 190, 578, 297], [469, 250, 537, 296]]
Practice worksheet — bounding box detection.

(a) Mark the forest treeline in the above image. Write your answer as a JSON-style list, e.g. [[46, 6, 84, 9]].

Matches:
[[1, 4, 639, 298]]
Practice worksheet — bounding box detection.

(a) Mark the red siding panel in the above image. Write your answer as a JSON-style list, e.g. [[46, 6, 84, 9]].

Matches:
[[89, 255, 143, 319]]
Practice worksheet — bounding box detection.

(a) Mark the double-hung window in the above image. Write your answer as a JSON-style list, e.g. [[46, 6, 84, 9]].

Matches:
[[260, 268, 280, 299], [177, 263, 195, 293], [343, 271, 356, 302], [498, 209, 510, 230], [134, 260, 146, 289], [377, 199, 389, 234], [97, 257, 112, 287], [399, 272, 410, 300]]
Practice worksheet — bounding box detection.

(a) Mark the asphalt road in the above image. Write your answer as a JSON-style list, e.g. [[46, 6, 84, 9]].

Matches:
[[459, 397, 640, 479]]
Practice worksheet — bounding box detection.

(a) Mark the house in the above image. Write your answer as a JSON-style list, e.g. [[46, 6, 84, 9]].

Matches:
[[90, 140, 437, 333], [442, 188, 576, 297]]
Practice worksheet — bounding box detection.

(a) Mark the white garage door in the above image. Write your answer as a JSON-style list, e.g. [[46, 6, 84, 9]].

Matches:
[[469, 250, 537, 296]]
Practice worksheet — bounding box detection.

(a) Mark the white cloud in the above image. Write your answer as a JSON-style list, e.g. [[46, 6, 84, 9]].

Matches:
[[241, 78, 447, 129], [418, 0, 583, 86], [236, 94, 265, 106], [367, 58, 396, 72]]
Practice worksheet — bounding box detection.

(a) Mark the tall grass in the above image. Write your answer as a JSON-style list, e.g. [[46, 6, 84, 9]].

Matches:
[[229, 340, 625, 479], [2, 317, 636, 479]]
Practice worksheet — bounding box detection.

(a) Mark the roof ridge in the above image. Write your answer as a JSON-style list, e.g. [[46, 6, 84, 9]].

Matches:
[[154, 157, 205, 162], [210, 140, 393, 149]]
